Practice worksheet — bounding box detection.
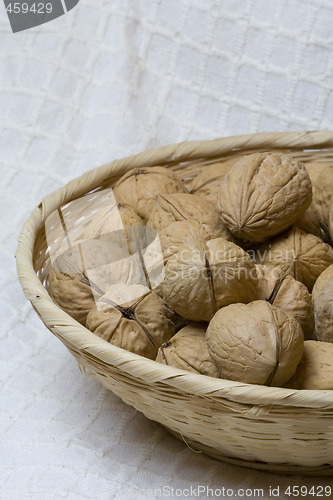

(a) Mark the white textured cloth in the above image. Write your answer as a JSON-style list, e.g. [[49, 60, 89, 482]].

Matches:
[[2, 0, 333, 498]]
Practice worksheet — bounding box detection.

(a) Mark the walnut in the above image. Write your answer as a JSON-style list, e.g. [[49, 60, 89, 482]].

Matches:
[[147, 192, 227, 236], [255, 226, 333, 291], [155, 323, 219, 377], [86, 290, 179, 359], [158, 220, 232, 263], [83, 202, 144, 240], [48, 267, 96, 325], [312, 164, 333, 240], [305, 161, 329, 185], [295, 204, 323, 239], [47, 204, 165, 324], [329, 199, 333, 243], [206, 301, 304, 386], [113, 166, 187, 221], [188, 159, 237, 203], [160, 237, 260, 322], [81, 201, 150, 265], [312, 264, 333, 301], [284, 340, 333, 390], [256, 265, 314, 340], [47, 239, 118, 325], [218, 152, 312, 243], [312, 265, 333, 343]]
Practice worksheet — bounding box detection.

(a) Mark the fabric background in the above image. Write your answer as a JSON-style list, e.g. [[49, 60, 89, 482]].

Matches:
[[1, 0, 333, 498]]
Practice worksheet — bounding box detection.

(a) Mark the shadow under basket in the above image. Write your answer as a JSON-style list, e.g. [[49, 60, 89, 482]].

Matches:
[[16, 130, 333, 476]]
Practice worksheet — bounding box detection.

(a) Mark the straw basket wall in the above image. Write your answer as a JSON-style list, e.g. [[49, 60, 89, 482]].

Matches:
[[16, 131, 333, 475]]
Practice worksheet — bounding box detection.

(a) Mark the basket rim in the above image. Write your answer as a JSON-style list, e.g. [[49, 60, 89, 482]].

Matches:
[[15, 130, 333, 409]]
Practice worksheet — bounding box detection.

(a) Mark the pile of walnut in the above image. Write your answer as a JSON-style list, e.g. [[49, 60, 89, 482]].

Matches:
[[48, 153, 333, 390]]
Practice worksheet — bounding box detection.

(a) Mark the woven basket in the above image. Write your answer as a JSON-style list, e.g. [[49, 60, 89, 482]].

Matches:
[[16, 131, 333, 476]]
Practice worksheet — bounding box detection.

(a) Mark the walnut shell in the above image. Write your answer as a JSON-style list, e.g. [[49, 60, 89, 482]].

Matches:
[[47, 236, 123, 324], [297, 162, 330, 240], [312, 265, 333, 342], [218, 152, 312, 243], [312, 264, 333, 301], [86, 291, 179, 359], [83, 202, 144, 240], [53, 233, 158, 296], [48, 207, 167, 325], [80, 200, 164, 289], [255, 226, 333, 291], [158, 220, 232, 263], [256, 265, 314, 340], [155, 323, 219, 377], [329, 199, 333, 243], [113, 166, 187, 221], [160, 237, 260, 322], [48, 268, 95, 325], [312, 164, 333, 239], [188, 159, 237, 203], [206, 301, 304, 386], [284, 340, 333, 390], [295, 203, 323, 239], [147, 192, 226, 236], [305, 161, 330, 185]]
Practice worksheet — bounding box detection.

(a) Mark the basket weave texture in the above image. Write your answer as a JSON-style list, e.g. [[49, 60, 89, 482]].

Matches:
[[16, 131, 333, 475]]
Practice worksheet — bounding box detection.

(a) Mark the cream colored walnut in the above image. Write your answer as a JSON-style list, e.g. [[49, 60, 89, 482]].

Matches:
[[147, 193, 226, 237], [47, 219, 166, 325], [312, 264, 333, 301], [256, 265, 314, 340], [113, 166, 187, 221], [255, 226, 333, 291], [160, 237, 260, 322], [158, 220, 232, 263], [264, 274, 314, 340], [329, 199, 333, 243], [83, 202, 144, 240], [81, 202, 150, 269], [53, 233, 154, 295], [305, 161, 331, 185], [48, 268, 96, 325], [295, 204, 323, 239], [47, 237, 120, 324], [256, 264, 283, 298], [206, 301, 304, 386], [155, 323, 219, 377], [312, 265, 333, 343], [218, 152, 312, 243], [188, 159, 237, 203], [312, 164, 333, 239], [296, 162, 329, 240], [86, 290, 179, 359], [284, 341, 333, 390]]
